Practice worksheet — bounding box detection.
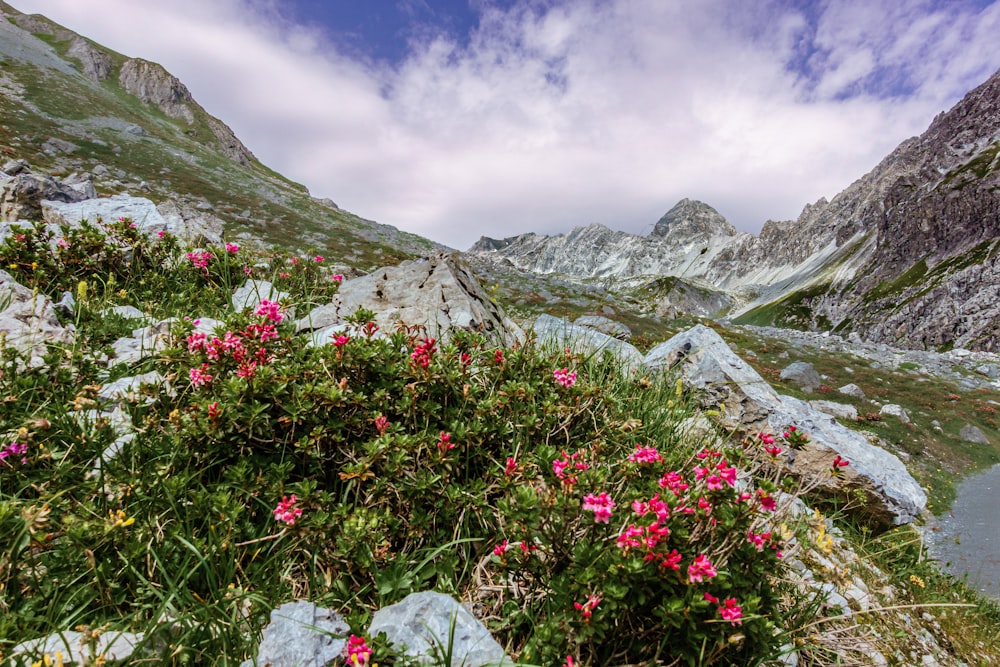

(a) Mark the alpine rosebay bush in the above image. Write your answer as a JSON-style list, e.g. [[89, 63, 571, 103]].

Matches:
[[1, 218, 824, 665]]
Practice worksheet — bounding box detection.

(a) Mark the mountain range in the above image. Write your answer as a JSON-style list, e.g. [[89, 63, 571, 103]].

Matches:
[[2, 1, 999, 353]]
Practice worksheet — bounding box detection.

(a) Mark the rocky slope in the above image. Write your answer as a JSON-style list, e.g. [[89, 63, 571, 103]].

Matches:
[[472, 68, 1000, 352], [0, 1, 437, 267]]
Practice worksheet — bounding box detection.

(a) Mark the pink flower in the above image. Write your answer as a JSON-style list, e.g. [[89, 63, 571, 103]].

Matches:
[[705, 475, 724, 491], [658, 471, 689, 495], [460, 352, 472, 367], [331, 274, 343, 283], [225, 242, 239, 254], [627, 445, 663, 464], [56, 238, 69, 249], [254, 299, 284, 323], [616, 524, 644, 550], [493, 540, 509, 556], [494, 349, 504, 365], [273, 495, 303, 525], [553, 367, 577, 388], [504, 457, 517, 477], [374, 415, 389, 435], [697, 497, 712, 515], [344, 635, 372, 665], [187, 331, 208, 353], [186, 251, 214, 274], [582, 492, 616, 524], [0, 441, 28, 465], [157, 230, 166, 239], [332, 334, 350, 347], [207, 401, 221, 420], [832, 455, 850, 469], [703, 591, 719, 604], [747, 530, 771, 551], [279, 271, 291, 278], [758, 432, 775, 445], [313, 255, 324, 263], [757, 489, 777, 512], [719, 598, 743, 625], [573, 595, 600, 621], [411, 337, 437, 369], [716, 461, 737, 486], [189, 364, 213, 387], [236, 361, 258, 379], [552, 451, 588, 485], [244, 266, 253, 276], [437, 431, 455, 452], [563, 657, 575, 667], [660, 549, 682, 570], [764, 444, 783, 457], [688, 554, 717, 583], [290, 257, 299, 266]]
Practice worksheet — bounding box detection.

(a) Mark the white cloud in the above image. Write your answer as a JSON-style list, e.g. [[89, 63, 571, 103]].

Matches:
[[18, 0, 1000, 249]]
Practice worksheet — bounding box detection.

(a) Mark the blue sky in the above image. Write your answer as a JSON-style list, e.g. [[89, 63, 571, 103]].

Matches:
[[18, 0, 1000, 249]]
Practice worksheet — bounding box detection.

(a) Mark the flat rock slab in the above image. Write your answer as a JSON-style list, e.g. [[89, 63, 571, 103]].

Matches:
[[43, 194, 168, 237], [12, 630, 144, 664], [232, 279, 290, 314], [241, 601, 350, 667], [368, 591, 510, 667], [0, 269, 75, 367]]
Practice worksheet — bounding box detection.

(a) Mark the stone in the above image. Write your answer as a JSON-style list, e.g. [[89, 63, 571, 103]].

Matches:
[[959, 424, 990, 445], [11, 630, 144, 664], [97, 371, 170, 404], [533, 314, 644, 372], [644, 325, 926, 528], [1, 171, 89, 221], [780, 361, 822, 391], [367, 591, 510, 667], [838, 383, 867, 400], [42, 194, 169, 237], [103, 305, 153, 322], [879, 404, 911, 423], [0, 269, 75, 367], [55, 290, 75, 316], [232, 280, 290, 314], [808, 400, 859, 421], [241, 601, 350, 667], [573, 314, 631, 340], [156, 199, 224, 245], [297, 253, 522, 346], [67, 35, 112, 81], [119, 58, 195, 123]]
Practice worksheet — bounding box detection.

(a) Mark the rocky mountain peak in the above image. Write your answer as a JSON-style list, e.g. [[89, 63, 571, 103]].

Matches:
[[650, 199, 737, 241], [66, 36, 111, 82]]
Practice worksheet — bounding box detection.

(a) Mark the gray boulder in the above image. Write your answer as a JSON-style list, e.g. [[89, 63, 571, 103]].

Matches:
[[241, 601, 350, 667], [879, 404, 911, 424], [297, 253, 522, 346], [42, 194, 168, 237], [157, 199, 225, 245], [0, 270, 75, 367], [644, 325, 926, 528], [1, 171, 89, 221], [97, 371, 170, 405], [368, 591, 510, 667], [809, 400, 859, 421], [574, 315, 631, 340], [780, 361, 822, 391], [534, 314, 643, 372], [111, 319, 173, 366], [838, 383, 867, 400], [959, 424, 990, 445]]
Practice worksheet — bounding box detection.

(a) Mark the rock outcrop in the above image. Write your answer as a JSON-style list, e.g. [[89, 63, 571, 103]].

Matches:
[[296, 253, 522, 346], [66, 36, 111, 82], [118, 58, 196, 124], [533, 314, 643, 372], [643, 325, 926, 528], [0, 269, 75, 367]]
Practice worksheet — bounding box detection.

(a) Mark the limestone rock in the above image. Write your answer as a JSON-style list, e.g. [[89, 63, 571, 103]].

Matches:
[[240, 601, 349, 667], [97, 371, 170, 404], [66, 36, 111, 81], [367, 591, 510, 667], [296, 253, 522, 346], [644, 325, 926, 528], [156, 199, 225, 245], [573, 315, 631, 340], [838, 383, 867, 400], [0, 270, 75, 367], [959, 424, 990, 445], [233, 280, 290, 314], [119, 58, 195, 123], [809, 400, 859, 421], [42, 194, 169, 237], [1, 171, 89, 221], [11, 630, 143, 664], [111, 319, 173, 366], [534, 314, 643, 372], [879, 404, 911, 423], [780, 361, 822, 391]]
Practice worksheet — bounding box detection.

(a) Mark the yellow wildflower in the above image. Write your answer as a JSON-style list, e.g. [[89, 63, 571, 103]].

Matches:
[[108, 509, 135, 529]]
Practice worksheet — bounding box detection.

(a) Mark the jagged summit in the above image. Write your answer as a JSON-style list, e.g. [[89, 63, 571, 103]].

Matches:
[[651, 199, 737, 241]]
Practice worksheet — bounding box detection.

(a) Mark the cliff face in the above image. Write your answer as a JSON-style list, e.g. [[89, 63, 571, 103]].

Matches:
[[472, 67, 1000, 352]]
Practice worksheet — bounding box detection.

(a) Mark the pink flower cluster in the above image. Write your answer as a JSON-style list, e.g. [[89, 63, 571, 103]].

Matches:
[[693, 459, 738, 491], [552, 450, 589, 486], [273, 494, 302, 526], [374, 415, 389, 435], [253, 299, 284, 323], [687, 553, 717, 583], [553, 367, 577, 388], [437, 431, 455, 452], [582, 492, 616, 523], [185, 251, 213, 275], [344, 635, 372, 665], [0, 441, 28, 465], [704, 593, 743, 625], [189, 364, 213, 388], [411, 337, 437, 369], [628, 444, 663, 464], [225, 242, 239, 254]]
